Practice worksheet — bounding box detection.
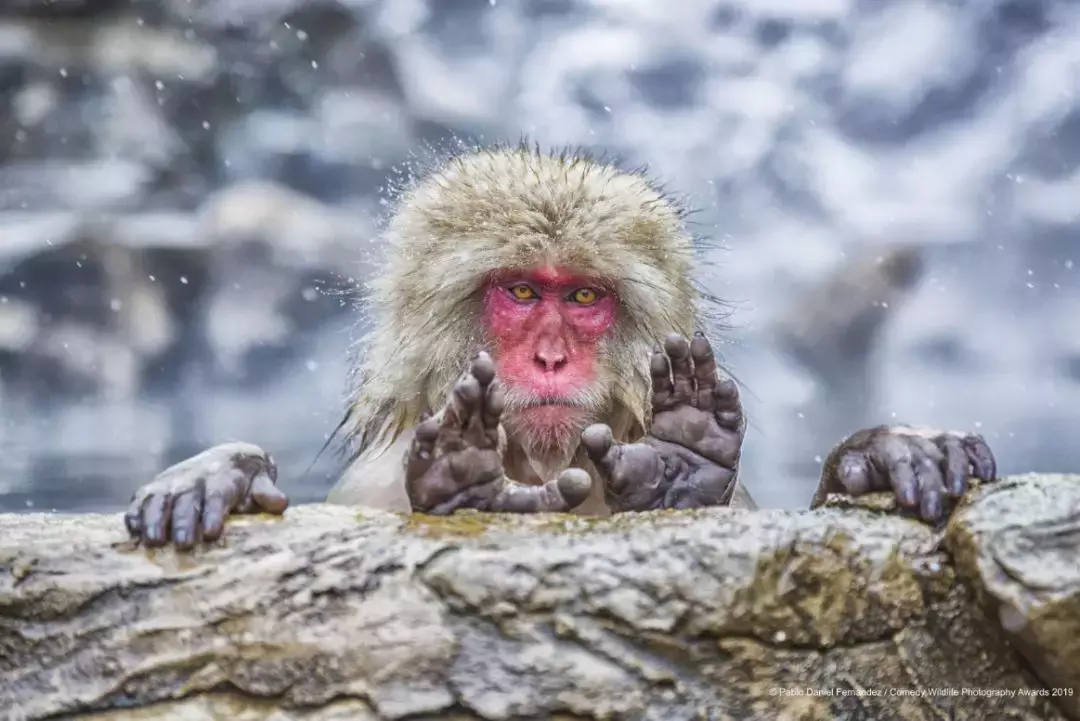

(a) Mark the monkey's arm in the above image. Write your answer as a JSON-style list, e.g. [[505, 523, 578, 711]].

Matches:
[[123, 442, 288, 549], [326, 432, 416, 512], [810, 425, 996, 522]]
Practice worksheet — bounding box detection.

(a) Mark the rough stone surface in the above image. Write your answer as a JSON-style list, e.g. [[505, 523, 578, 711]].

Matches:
[[2, 475, 1078, 720], [948, 473, 1080, 719]]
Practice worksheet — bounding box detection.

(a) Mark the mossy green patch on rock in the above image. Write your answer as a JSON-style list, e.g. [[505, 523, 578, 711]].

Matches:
[[403, 511, 511, 538]]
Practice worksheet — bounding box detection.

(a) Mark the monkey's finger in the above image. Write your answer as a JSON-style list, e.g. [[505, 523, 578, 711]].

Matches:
[[460, 376, 494, 448], [832, 451, 876, 496], [649, 345, 674, 406], [200, 484, 233, 542], [482, 378, 505, 429], [663, 333, 694, 403], [415, 417, 439, 445], [869, 434, 919, 509], [490, 469, 593, 513], [169, 484, 205, 550], [124, 486, 151, 538], [938, 436, 969, 497], [250, 471, 290, 514], [690, 332, 718, 407], [439, 376, 482, 446], [141, 491, 176, 548], [200, 468, 249, 540], [447, 375, 481, 417], [581, 423, 615, 465], [712, 379, 743, 431], [909, 437, 946, 521], [470, 351, 496, 388], [583, 431, 663, 506], [555, 468, 594, 508], [581, 424, 632, 494], [962, 434, 996, 482], [406, 419, 439, 480]]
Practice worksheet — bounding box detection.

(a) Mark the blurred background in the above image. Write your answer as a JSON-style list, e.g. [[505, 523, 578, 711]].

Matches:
[[0, 0, 1077, 514]]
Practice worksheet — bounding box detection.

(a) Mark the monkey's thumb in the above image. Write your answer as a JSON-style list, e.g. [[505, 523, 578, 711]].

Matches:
[[581, 423, 613, 459], [555, 468, 593, 510], [250, 471, 290, 515]]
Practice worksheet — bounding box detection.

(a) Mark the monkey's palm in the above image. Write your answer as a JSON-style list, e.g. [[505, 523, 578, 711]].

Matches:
[[405, 353, 593, 515], [405, 426, 505, 511], [583, 333, 745, 512]]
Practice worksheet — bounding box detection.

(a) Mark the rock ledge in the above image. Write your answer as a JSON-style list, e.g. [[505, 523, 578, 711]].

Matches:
[[2, 474, 1078, 720]]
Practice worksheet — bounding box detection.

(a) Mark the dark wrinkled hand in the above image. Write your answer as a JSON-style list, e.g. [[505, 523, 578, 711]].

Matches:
[[405, 352, 593, 515], [125, 442, 288, 550], [582, 332, 745, 512], [814, 425, 997, 523]]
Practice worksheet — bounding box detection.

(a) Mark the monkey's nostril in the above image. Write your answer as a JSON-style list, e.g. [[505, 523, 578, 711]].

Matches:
[[534, 352, 567, 372]]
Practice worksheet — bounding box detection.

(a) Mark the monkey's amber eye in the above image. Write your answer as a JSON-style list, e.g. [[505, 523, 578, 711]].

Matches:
[[509, 284, 537, 301], [571, 288, 599, 304]]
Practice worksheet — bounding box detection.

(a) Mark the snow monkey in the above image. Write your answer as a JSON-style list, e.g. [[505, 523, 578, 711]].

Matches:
[[124, 146, 997, 549]]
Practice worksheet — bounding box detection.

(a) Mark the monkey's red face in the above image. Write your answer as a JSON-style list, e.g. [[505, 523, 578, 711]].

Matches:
[[483, 266, 616, 448]]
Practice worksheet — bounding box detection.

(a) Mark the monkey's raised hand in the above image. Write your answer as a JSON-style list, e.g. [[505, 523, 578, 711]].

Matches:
[[813, 425, 997, 523], [405, 352, 593, 514], [124, 442, 288, 549], [581, 332, 745, 512]]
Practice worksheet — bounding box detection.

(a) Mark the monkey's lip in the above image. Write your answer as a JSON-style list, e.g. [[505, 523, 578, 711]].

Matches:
[[516, 397, 586, 409]]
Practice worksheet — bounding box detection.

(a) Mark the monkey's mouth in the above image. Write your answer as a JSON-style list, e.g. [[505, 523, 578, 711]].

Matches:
[[508, 401, 592, 442], [517, 397, 584, 409], [501, 385, 601, 417]]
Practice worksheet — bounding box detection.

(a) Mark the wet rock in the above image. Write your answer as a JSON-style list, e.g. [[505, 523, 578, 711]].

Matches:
[[948, 473, 1080, 719], [0, 475, 1074, 720]]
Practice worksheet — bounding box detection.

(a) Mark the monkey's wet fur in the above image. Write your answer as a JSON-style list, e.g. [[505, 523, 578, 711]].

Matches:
[[124, 144, 997, 550]]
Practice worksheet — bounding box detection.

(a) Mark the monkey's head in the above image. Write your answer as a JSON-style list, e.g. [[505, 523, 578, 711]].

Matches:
[[348, 146, 711, 465]]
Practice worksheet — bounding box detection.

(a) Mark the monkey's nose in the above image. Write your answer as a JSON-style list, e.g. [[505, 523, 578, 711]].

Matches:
[[534, 351, 567, 372]]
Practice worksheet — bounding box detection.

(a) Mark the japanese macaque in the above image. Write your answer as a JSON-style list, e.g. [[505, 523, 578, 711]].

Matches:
[[124, 147, 997, 549]]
